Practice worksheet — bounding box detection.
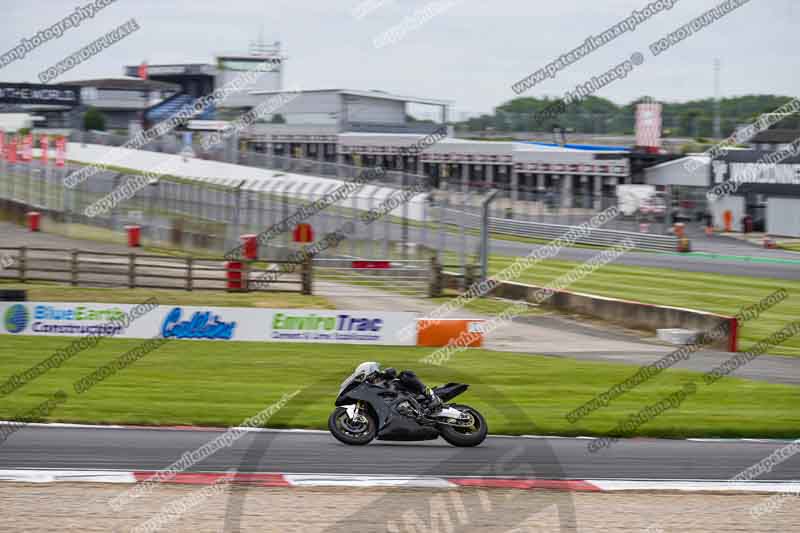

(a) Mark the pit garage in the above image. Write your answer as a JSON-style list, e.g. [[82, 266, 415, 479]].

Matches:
[[711, 150, 800, 236]]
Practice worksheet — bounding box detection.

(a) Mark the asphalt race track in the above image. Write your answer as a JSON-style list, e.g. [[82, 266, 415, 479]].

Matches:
[[414, 226, 800, 281], [1, 426, 798, 481]]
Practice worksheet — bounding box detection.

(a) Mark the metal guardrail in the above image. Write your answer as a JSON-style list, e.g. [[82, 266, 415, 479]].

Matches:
[[450, 209, 679, 252]]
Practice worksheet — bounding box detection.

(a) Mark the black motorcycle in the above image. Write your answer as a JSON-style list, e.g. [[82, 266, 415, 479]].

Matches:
[[328, 362, 488, 447]]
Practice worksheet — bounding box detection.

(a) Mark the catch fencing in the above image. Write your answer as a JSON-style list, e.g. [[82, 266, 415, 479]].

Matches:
[[1, 136, 681, 273], [69, 130, 412, 187], [313, 258, 435, 298], [0, 155, 448, 262], [448, 208, 679, 252]]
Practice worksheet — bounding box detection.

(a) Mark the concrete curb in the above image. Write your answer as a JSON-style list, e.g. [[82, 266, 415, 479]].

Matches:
[[1, 469, 799, 494]]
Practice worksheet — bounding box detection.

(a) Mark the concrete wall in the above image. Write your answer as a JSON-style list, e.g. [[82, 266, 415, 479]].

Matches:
[[442, 273, 737, 351], [251, 124, 341, 137], [645, 157, 710, 187], [101, 109, 141, 130], [345, 95, 405, 124], [257, 92, 406, 126], [274, 92, 341, 125], [767, 197, 800, 237], [215, 62, 283, 108]]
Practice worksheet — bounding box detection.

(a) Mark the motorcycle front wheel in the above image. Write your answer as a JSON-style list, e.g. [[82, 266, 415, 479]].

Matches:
[[328, 406, 377, 445], [438, 404, 488, 447]]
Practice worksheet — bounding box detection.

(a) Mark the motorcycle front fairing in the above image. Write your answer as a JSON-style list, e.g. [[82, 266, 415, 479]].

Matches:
[[335, 382, 393, 431], [335, 382, 438, 441]]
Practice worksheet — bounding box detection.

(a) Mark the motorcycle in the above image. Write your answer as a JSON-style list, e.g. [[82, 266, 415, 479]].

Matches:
[[328, 362, 488, 447]]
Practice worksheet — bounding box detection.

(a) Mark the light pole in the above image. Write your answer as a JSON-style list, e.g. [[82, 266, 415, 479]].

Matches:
[[479, 189, 500, 281]]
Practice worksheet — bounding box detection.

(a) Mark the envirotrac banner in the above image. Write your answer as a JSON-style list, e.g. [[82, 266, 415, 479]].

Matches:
[[0, 302, 417, 346]]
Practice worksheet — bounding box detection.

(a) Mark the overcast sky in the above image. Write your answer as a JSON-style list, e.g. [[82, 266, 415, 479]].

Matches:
[[1, 0, 796, 119]]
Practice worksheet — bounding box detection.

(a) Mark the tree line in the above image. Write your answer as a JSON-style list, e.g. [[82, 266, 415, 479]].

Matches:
[[457, 95, 800, 138]]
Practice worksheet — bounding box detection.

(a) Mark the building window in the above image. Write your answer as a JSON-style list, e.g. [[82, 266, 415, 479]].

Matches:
[[81, 87, 99, 102]]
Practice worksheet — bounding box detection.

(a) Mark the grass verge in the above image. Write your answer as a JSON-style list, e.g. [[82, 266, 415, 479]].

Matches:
[[443, 252, 800, 357], [0, 338, 798, 439], [430, 291, 546, 318], [0, 283, 334, 309], [778, 242, 800, 253]]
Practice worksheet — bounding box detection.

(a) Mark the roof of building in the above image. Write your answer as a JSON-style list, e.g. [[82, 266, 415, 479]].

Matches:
[[338, 132, 583, 150], [512, 142, 588, 153], [646, 155, 710, 171], [520, 141, 630, 152], [250, 88, 451, 107], [749, 129, 800, 144], [336, 132, 630, 155], [57, 78, 180, 91]]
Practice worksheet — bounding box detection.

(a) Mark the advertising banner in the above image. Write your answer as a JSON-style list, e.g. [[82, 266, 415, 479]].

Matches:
[[0, 302, 417, 346], [635, 102, 663, 148], [0, 83, 81, 106]]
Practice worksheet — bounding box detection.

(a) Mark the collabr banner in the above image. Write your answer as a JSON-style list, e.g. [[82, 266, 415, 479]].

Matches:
[[0, 302, 417, 346]]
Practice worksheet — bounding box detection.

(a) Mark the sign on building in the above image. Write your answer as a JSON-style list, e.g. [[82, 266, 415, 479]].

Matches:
[[0, 83, 80, 106], [636, 102, 662, 148]]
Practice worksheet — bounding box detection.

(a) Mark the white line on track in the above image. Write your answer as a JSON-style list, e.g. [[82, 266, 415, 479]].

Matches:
[[1, 421, 795, 444]]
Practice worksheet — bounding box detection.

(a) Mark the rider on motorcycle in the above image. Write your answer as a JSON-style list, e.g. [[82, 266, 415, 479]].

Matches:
[[378, 366, 443, 414]]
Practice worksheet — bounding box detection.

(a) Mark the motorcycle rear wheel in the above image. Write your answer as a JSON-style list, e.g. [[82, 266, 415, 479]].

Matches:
[[328, 406, 377, 445], [438, 404, 488, 447]]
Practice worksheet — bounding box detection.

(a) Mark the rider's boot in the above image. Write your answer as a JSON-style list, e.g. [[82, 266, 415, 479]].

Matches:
[[423, 388, 443, 415]]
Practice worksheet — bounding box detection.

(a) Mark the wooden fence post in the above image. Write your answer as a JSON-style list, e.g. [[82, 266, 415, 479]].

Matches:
[[70, 249, 78, 286], [186, 256, 193, 291], [128, 253, 136, 289], [464, 263, 477, 291], [301, 256, 313, 295], [18, 246, 26, 284], [429, 256, 443, 298]]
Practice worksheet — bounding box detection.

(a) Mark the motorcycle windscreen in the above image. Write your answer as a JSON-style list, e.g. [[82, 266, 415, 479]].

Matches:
[[338, 361, 380, 395], [433, 382, 468, 402]]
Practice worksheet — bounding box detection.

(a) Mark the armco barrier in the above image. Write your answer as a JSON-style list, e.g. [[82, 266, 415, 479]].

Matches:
[[442, 273, 737, 352], [449, 210, 680, 252]]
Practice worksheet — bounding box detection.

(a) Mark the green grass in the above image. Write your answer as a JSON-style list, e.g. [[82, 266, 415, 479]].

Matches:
[[465, 253, 800, 357], [430, 291, 546, 318], [1, 338, 797, 438], [31, 221, 305, 270], [779, 242, 800, 253], [40, 220, 234, 261], [0, 283, 334, 309]]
